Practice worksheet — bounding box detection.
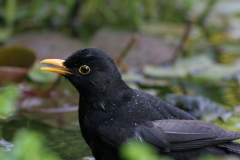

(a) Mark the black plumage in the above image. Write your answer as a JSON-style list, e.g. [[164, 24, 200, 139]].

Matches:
[[41, 48, 240, 160]]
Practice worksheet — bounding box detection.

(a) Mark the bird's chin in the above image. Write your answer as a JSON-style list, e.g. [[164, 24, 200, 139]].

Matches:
[[40, 59, 73, 75]]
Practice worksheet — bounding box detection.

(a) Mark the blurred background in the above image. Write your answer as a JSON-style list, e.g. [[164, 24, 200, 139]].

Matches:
[[1, 0, 240, 160]]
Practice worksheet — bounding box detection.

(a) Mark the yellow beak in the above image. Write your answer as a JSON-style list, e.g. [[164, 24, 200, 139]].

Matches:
[[40, 59, 72, 75]]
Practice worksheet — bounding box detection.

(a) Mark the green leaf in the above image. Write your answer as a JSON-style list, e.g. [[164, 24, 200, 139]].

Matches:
[[0, 85, 18, 120], [28, 64, 59, 83], [191, 63, 240, 83], [6, 0, 16, 28], [0, 129, 61, 160], [120, 140, 171, 160], [0, 28, 12, 43], [143, 65, 187, 79]]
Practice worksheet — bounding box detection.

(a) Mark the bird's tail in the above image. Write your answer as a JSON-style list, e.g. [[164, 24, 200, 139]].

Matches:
[[218, 142, 240, 155]]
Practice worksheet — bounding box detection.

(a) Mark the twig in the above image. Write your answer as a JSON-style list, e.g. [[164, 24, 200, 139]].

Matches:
[[170, 18, 195, 64], [177, 79, 188, 95], [198, 0, 218, 26], [115, 34, 138, 72], [197, 0, 222, 56]]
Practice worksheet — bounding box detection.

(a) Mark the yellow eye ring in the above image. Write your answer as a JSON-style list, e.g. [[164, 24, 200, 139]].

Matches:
[[79, 65, 90, 75]]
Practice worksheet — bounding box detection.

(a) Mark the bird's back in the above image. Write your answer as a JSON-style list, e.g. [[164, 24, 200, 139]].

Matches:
[[128, 89, 196, 120], [119, 89, 240, 159]]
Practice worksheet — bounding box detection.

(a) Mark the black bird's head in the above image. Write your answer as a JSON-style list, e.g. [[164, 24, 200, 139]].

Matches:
[[41, 48, 131, 109]]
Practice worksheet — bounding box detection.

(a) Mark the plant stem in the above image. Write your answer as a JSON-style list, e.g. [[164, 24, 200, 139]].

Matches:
[[116, 34, 138, 72], [198, 0, 222, 56], [170, 18, 195, 64]]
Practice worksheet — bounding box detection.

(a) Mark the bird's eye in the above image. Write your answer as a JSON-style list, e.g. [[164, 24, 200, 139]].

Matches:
[[79, 65, 90, 75]]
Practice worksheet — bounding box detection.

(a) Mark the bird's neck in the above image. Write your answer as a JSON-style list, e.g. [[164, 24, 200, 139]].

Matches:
[[79, 79, 133, 112]]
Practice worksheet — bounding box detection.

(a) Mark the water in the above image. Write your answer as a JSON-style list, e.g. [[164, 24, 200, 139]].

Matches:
[[1, 116, 92, 160]]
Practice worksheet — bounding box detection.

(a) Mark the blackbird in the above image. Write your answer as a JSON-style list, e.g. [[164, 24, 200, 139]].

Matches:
[[41, 48, 240, 160]]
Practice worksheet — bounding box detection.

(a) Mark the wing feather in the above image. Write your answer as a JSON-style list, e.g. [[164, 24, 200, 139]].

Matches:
[[136, 120, 240, 152]]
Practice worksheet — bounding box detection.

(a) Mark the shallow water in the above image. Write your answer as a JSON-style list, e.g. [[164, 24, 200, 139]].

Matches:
[[1, 116, 92, 160]]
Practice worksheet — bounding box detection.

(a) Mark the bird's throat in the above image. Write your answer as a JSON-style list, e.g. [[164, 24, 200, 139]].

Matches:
[[79, 80, 133, 112]]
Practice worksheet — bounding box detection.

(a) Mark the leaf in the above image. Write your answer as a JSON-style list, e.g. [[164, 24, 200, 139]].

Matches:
[[6, 0, 16, 28], [28, 63, 59, 83], [175, 55, 213, 69], [191, 63, 240, 83], [0, 85, 18, 120], [143, 65, 187, 78], [122, 73, 144, 83], [143, 55, 214, 79], [0, 129, 61, 160], [120, 140, 171, 160], [0, 28, 12, 43]]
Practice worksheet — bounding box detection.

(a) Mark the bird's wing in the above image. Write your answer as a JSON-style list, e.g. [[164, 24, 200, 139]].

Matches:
[[98, 123, 171, 152], [136, 122, 170, 152], [96, 119, 171, 151], [136, 120, 240, 152]]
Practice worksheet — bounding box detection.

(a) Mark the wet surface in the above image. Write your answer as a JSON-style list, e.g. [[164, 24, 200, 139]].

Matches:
[[1, 116, 92, 160]]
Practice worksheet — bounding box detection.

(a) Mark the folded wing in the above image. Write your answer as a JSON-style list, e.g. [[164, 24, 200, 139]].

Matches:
[[136, 120, 240, 152]]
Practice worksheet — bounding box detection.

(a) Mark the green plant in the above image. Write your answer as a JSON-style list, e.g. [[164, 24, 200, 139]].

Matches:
[[0, 129, 61, 160], [120, 140, 171, 160], [0, 84, 18, 120]]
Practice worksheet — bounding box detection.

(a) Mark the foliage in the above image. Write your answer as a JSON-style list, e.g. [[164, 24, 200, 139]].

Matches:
[[28, 64, 59, 83], [2, 0, 240, 160], [0, 0, 195, 41], [120, 139, 240, 160], [0, 84, 18, 120], [0, 129, 61, 160], [120, 140, 171, 160]]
